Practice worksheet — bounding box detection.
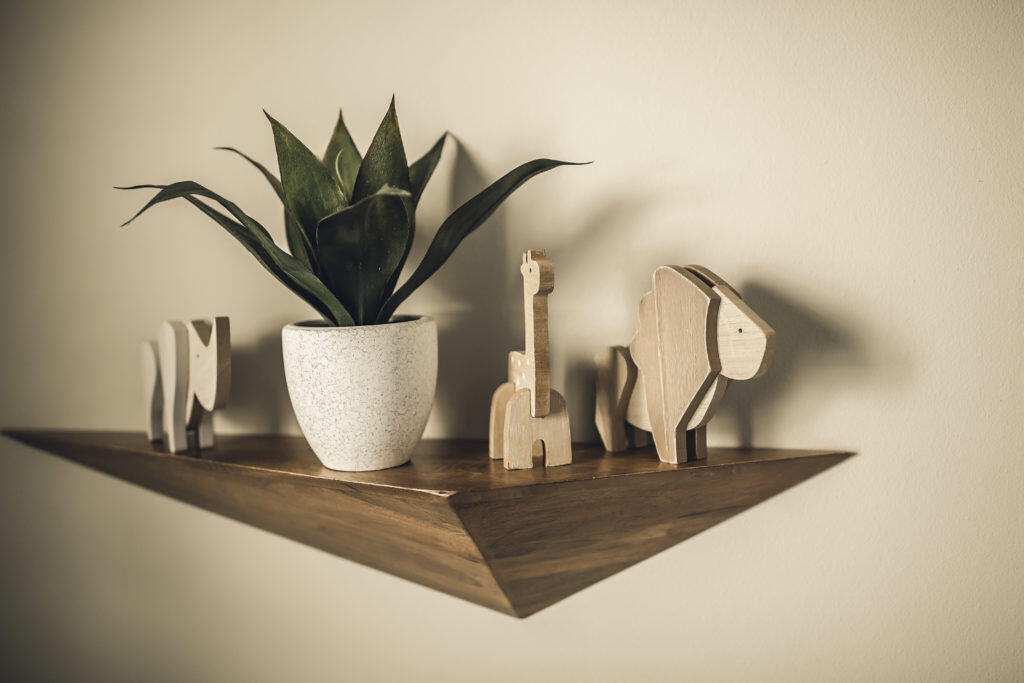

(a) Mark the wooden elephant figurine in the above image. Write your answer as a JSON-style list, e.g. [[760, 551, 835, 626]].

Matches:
[[595, 266, 774, 464], [141, 317, 231, 453]]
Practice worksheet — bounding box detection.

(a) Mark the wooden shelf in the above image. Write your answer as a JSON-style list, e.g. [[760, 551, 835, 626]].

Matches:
[[3, 429, 850, 617]]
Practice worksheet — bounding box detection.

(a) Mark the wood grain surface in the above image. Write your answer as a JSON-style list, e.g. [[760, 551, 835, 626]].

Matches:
[[3, 429, 851, 617]]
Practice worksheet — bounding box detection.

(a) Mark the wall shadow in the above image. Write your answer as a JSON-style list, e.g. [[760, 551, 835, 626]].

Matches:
[[222, 326, 296, 434], [564, 355, 597, 443], [427, 141, 518, 438], [425, 166, 667, 440], [544, 191, 670, 442]]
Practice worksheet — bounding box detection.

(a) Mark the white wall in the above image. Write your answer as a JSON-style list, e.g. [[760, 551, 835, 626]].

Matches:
[[1, 0, 1021, 679]]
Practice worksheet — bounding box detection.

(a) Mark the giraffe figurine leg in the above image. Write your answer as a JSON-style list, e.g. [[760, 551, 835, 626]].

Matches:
[[489, 382, 515, 460], [502, 389, 572, 469]]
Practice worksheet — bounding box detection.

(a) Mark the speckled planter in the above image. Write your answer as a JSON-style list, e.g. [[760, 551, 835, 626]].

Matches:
[[281, 316, 437, 471]]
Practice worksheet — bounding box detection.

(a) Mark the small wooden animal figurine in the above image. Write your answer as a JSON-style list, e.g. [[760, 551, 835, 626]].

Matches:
[[142, 317, 231, 453], [594, 266, 774, 464], [489, 250, 572, 469]]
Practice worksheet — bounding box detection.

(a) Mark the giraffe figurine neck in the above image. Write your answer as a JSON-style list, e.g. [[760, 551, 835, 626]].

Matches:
[[520, 249, 555, 417]]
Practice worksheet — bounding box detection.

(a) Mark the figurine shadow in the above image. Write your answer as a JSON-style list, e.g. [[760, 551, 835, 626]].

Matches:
[[221, 326, 296, 434], [546, 190, 679, 443], [428, 154, 670, 440], [565, 356, 598, 443], [717, 280, 869, 447]]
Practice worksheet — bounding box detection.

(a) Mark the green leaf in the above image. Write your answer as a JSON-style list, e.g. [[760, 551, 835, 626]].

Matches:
[[377, 158, 585, 323], [408, 132, 447, 206], [119, 181, 354, 326], [332, 151, 345, 192], [216, 146, 316, 271], [323, 109, 361, 200], [180, 197, 346, 323], [351, 97, 411, 203], [316, 187, 413, 324], [380, 132, 449, 304], [266, 112, 347, 253]]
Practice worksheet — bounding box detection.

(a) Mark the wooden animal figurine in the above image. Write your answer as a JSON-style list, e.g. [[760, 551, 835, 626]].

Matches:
[[489, 250, 572, 469], [142, 317, 231, 453], [140, 340, 163, 442], [594, 266, 774, 464]]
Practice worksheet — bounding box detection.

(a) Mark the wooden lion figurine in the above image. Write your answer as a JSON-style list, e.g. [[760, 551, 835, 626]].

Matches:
[[489, 250, 572, 469], [594, 266, 774, 464]]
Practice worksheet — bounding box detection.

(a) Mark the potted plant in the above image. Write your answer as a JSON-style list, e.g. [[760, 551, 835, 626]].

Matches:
[[121, 98, 580, 471]]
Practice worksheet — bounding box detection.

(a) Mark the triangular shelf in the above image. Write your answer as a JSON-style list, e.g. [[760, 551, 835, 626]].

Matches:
[[3, 429, 850, 617]]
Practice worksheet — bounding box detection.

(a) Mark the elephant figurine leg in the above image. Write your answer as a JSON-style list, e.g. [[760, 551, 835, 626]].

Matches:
[[140, 340, 163, 443], [158, 321, 190, 454], [187, 397, 215, 450]]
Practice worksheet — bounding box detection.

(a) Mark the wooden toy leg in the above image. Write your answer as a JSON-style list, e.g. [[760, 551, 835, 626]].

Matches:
[[140, 341, 163, 443], [540, 391, 572, 467], [158, 321, 190, 454], [594, 346, 635, 452], [626, 423, 650, 448], [685, 425, 708, 461], [658, 424, 707, 464], [503, 389, 572, 470], [489, 382, 515, 460], [187, 396, 215, 450], [195, 410, 215, 449], [657, 423, 685, 465], [503, 389, 537, 469]]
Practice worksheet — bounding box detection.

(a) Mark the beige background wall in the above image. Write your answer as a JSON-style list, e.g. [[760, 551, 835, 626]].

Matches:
[[1, 0, 1022, 679]]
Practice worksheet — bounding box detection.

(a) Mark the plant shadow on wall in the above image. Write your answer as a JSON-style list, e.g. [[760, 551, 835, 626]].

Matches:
[[426, 141, 517, 438]]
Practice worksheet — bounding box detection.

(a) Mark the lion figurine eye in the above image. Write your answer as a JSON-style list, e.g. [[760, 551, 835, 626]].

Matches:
[[738, 328, 743, 333]]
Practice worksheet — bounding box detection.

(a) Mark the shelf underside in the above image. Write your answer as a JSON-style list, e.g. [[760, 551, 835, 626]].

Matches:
[[3, 429, 850, 617]]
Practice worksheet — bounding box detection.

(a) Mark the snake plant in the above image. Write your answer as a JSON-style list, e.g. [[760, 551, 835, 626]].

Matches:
[[120, 99, 580, 325]]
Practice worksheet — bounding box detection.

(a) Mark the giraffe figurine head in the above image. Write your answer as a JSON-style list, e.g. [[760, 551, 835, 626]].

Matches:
[[520, 249, 555, 296]]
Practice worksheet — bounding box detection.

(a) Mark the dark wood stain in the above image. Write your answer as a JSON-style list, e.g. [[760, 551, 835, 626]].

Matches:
[[2, 429, 851, 617]]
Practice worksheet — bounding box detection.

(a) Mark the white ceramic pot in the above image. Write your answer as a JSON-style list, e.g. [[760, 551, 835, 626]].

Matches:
[[281, 316, 437, 471]]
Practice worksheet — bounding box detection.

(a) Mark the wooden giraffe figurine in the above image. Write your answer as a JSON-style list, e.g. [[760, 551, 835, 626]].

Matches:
[[489, 250, 572, 469]]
